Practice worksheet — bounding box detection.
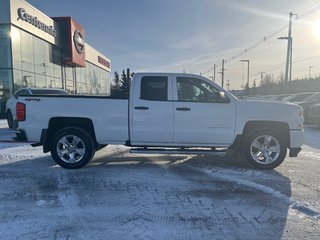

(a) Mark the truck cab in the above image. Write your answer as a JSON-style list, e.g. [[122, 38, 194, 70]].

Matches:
[[130, 73, 236, 147]]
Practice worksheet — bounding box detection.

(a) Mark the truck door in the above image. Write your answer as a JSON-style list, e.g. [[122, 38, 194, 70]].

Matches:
[[173, 76, 236, 146], [130, 75, 174, 145]]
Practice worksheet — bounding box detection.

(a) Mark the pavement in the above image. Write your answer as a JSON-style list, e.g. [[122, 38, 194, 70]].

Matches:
[[0, 120, 319, 239]]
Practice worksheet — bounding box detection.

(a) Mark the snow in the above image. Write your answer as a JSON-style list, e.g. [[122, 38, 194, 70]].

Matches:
[[0, 120, 319, 239]]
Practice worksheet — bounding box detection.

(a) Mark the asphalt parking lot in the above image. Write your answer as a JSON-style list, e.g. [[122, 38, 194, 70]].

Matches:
[[0, 121, 319, 239]]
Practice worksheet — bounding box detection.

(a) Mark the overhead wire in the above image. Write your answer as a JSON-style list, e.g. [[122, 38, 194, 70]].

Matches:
[[200, 2, 320, 78]]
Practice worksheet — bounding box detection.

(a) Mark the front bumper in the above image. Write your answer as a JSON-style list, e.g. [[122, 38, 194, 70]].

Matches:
[[289, 129, 304, 148], [289, 147, 302, 157], [288, 128, 304, 158]]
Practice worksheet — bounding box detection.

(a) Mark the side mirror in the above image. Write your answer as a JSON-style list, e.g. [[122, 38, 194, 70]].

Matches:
[[216, 91, 230, 103]]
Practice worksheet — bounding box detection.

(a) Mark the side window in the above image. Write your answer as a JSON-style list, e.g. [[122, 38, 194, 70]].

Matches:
[[140, 76, 168, 101], [177, 77, 225, 103]]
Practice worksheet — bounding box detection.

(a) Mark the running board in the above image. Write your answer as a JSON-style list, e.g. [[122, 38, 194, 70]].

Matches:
[[129, 148, 226, 156]]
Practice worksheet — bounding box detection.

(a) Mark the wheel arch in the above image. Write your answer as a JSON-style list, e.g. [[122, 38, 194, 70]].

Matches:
[[42, 117, 98, 153], [232, 120, 290, 150]]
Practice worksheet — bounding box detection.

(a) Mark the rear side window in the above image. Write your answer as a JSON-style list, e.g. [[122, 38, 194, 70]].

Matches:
[[140, 76, 168, 101]]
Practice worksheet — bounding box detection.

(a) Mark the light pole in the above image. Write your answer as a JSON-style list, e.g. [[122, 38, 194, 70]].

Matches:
[[309, 66, 314, 79], [240, 60, 250, 87]]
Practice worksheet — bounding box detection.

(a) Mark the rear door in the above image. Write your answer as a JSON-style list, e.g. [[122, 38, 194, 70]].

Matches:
[[130, 74, 174, 145]]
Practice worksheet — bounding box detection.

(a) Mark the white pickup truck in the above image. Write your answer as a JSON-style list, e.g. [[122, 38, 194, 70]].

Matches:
[[14, 73, 304, 169]]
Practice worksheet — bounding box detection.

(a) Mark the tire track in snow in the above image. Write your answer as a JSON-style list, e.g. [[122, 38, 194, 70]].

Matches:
[[190, 166, 320, 219]]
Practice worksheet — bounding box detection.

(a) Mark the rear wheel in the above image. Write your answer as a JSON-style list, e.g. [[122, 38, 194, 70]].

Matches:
[[6, 110, 13, 129], [242, 129, 287, 169], [50, 127, 95, 169]]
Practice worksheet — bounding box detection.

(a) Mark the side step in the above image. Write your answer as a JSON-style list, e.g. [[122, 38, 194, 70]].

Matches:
[[129, 147, 226, 156]]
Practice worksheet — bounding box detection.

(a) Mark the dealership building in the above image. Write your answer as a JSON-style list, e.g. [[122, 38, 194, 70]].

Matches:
[[0, 0, 111, 115]]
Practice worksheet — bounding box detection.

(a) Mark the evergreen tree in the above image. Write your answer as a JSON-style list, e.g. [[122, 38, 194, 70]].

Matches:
[[110, 69, 131, 98], [119, 69, 130, 98], [110, 71, 121, 97]]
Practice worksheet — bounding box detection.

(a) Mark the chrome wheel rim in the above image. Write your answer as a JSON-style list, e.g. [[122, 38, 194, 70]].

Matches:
[[250, 135, 280, 164], [56, 135, 86, 163]]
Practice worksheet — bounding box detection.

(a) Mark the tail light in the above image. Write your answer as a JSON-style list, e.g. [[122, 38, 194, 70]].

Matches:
[[16, 102, 26, 121]]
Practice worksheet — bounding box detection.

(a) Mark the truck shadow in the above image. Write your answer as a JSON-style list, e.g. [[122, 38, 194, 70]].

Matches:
[[90, 151, 292, 240]]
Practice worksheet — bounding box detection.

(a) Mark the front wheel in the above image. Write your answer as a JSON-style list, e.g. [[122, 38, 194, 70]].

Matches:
[[50, 127, 95, 169], [242, 129, 287, 169]]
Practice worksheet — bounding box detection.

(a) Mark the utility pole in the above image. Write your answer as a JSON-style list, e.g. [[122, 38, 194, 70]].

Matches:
[[221, 59, 226, 88], [259, 71, 265, 87], [285, 12, 293, 83], [309, 66, 314, 79], [278, 12, 297, 85], [226, 80, 230, 90], [240, 60, 250, 87], [213, 64, 216, 83], [289, 37, 293, 82]]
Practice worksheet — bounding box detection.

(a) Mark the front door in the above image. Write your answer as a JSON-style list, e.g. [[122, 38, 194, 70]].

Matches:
[[173, 76, 236, 146]]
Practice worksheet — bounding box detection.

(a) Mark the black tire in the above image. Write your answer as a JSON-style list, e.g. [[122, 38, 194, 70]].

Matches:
[[50, 127, 95, 169], [6, 110, 13, 129], [242, 128, 287, 170]]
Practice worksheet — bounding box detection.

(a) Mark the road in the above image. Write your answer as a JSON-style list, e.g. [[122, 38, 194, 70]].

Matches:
[[0, 121, 319, 239]]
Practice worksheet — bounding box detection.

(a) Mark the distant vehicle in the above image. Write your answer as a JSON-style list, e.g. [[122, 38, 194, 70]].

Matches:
[[309, 103, 320, 126], [6, 88, 69, 129], [293, 92, 320, 122], [282, 92, 317, 103], [273, 94, 291, 101]]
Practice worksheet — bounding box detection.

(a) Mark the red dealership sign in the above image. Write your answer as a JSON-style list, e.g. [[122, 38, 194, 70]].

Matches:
[[52, 17, 86, 67], [98, 56, 111, 68]]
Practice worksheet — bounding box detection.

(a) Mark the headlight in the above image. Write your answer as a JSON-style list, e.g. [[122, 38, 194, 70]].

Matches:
[[299, 109, 304, 118]]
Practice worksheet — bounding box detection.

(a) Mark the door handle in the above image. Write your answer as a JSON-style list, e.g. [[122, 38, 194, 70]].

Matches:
[[176, 107, 191, 111], [134, 106, 149, 110]]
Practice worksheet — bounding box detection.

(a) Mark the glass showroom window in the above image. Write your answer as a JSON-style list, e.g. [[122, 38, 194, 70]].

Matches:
[[52, 45, 62, 80], [11, 26, 22, 70], [0, 25, 13, 114], [0, 70, 13, 114], [0, 25, 11, 69], [20, 30, 34, 73], [13, 69, 23, 91], [44, 42, 54, 78], [34, 37, 46, 76]]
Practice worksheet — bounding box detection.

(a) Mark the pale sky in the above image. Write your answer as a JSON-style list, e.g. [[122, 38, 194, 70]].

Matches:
[[27, 0, 320, 90]]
